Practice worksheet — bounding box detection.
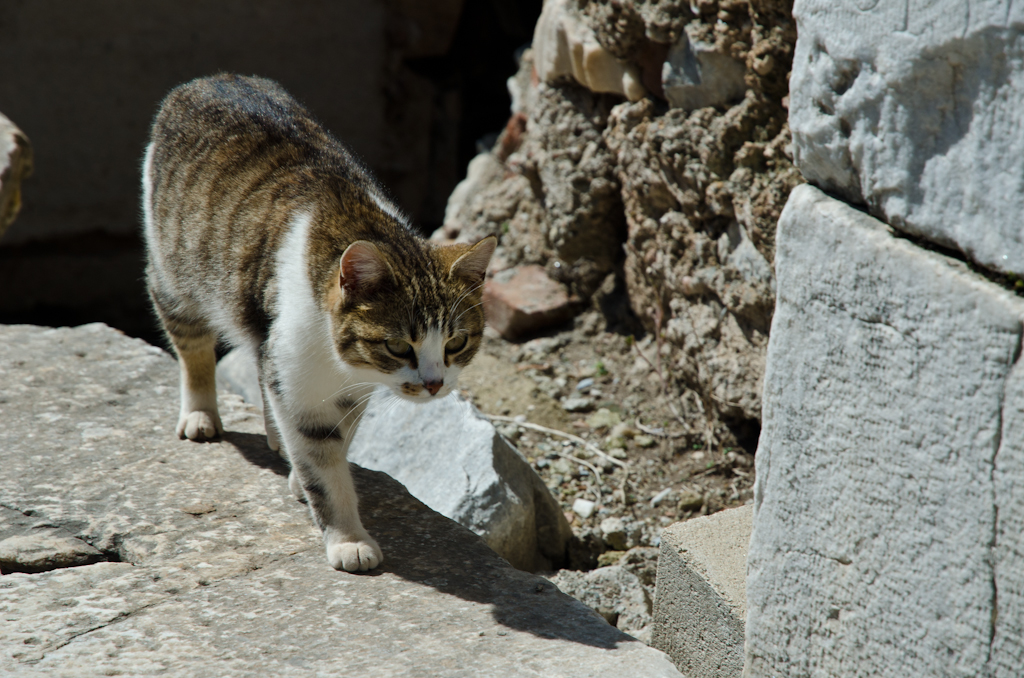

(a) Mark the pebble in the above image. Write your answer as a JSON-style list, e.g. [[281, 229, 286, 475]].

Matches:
[[600, 517, 628, 550], [575, 377, 595, 391], [572, 498, 596, 519], [586, 408, 621, 430], [677, 490, 704, 512], [649, 488, 674, 507], [562, 397, 593, 412]]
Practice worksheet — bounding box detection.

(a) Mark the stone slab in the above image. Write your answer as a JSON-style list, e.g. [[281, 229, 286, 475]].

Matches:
[[789, 0, 1024, 276], [745, 184, 1024, 677], [216, 348, 573, 572], [0, 323, 682, 677], [651, 505, 751, 678]]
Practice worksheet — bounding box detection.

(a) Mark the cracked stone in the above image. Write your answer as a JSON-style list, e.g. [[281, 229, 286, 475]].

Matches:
[[0, 535, 105, 574]]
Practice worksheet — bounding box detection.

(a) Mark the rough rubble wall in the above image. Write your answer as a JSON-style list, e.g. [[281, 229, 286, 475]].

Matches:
[[438, 0, 800, 447]]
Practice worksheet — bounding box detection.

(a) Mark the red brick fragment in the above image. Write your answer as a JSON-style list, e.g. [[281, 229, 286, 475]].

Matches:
[[483, 265, 573, 340]]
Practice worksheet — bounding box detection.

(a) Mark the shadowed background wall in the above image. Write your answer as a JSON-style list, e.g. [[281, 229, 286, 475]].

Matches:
[[0, 0, 540, 342]]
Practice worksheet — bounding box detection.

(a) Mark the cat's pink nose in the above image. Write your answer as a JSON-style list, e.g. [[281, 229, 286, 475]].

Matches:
[[423, 380, 443, 396]]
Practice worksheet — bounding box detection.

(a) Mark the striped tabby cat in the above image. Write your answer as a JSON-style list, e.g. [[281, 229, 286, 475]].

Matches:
[[143, 74, 495, 572]]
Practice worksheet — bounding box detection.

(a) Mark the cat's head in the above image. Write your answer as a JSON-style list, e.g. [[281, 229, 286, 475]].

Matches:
[[328, 236, 496, 402]]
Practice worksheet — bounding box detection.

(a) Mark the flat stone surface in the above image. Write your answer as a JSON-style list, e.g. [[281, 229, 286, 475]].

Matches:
[[484, 265, 573, 340], [790, 0, 1024, 275], [746, 185, 1024, 677], [652, 505, 751, 678], [0, 323, 682, 677]]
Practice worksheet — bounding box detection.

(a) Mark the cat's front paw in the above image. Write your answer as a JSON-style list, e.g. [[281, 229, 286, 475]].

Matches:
[[176, 410, 223, 440], [326, 536, 382, 572]]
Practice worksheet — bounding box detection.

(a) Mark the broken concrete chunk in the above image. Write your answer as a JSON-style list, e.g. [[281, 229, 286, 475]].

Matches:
[[652, 505, 751, 678], [0, 535, 104, 574], [790, 0, 1024, 276], [662, 26, 747, 111], [0, 323, 682, 677], [746, 185, 1024, 677], [0, 112, 32, 240], [547, 565, 654, 642], [483, 265, 574, 340], [348, 392, 573, 572]]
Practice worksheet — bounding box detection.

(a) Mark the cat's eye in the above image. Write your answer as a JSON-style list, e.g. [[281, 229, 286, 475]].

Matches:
[[445, 334, 468, 354], [385, 338, 413, 357]]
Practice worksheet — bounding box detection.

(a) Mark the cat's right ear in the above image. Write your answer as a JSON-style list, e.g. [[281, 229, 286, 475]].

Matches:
[[339, 241, 389, 296], [449, 236, 497, 285]]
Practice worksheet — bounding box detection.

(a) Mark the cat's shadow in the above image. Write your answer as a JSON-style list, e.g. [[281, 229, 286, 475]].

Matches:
[[221, 431, 289, 476], [223, 430, 629, 651]]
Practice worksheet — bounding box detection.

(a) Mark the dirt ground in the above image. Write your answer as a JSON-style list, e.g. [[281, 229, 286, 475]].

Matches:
[[458, 308, 756, 571]]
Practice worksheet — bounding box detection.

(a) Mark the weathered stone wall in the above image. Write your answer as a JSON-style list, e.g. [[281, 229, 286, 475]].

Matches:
[[438, 0, 801, 449], [746, 1, 1024, 675]]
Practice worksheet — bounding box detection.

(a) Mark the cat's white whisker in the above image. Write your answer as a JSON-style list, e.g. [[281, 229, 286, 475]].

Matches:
[[452, 300, 484, 326], [448, 281, 483, 317]]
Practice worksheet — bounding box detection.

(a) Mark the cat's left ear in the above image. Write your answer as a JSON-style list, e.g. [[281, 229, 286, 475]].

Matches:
[[340, 240, 390, 295], [449, 236, 497, 285]]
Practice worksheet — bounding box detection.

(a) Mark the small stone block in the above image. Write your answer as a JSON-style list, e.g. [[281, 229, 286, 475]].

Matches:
[[651, 505, 752, 678], [483, 265, 573, 340]]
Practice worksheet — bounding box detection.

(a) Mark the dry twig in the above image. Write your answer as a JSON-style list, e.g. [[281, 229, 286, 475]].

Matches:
[[487, 415, 628, 471]]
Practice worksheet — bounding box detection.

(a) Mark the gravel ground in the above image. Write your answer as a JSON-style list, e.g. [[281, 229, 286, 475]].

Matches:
[[458, 309, 757, 640]]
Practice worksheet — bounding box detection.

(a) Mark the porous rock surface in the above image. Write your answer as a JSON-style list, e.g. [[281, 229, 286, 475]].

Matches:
[[0, 323, 682, 677], [790, 0, 1024, 277], [745, 185, 1024, 677], [437, 0, 801, 448], [217, 347, 573, 572]]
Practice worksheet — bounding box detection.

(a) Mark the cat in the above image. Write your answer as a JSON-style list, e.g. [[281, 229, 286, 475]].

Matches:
[[142, 74, 496, 572]]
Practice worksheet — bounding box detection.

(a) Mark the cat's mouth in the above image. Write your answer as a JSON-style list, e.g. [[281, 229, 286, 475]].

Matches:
[[398, 381, 451, 400]]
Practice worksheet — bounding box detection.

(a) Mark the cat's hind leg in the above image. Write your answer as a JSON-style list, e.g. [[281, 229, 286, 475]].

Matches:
[[150, 286, 223, 440], [256, 347, 282, 453]]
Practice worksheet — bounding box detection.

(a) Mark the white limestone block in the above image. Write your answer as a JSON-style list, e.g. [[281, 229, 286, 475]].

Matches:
[[790, 0, 1024, 276], [746, 184, 1024, 677]]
